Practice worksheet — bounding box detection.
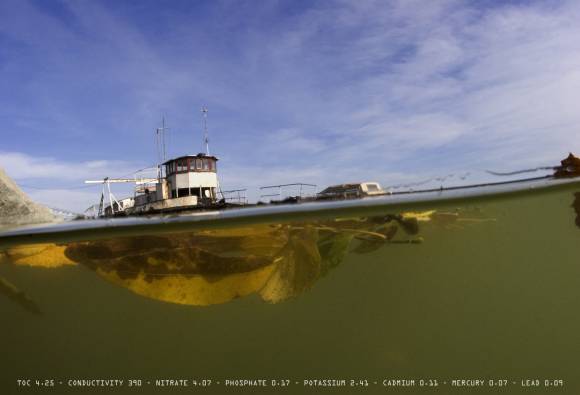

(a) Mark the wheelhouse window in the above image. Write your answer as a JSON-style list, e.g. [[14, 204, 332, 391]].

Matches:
[[165, 157, 217, 174], [167, 162, 176, 175], [178, 159, 187, 172]]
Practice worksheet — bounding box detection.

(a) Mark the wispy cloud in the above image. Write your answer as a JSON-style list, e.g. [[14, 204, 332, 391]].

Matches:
[[0, 152, 145, 181]]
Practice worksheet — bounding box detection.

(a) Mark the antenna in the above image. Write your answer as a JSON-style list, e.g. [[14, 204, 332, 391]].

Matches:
[[155, 116, 169, 162], [201, 106, 209, 155]]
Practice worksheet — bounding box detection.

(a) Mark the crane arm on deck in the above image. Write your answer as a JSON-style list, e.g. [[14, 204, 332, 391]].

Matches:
[[84, 178, 158, 184]]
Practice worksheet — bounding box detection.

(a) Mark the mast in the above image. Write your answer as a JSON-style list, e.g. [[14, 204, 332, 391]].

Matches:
[[155, 116, 169, 180], [161, 116, 167, 162], [156, 116, 168, 162], [201, 106, 209, 155]]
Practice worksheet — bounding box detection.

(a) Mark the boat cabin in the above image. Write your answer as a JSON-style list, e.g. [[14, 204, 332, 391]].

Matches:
[[162, 153, 219, 200], [126, 153, 220, 214]]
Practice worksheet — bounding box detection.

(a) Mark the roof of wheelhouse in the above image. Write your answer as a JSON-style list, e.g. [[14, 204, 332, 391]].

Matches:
[[162, 153, 219, 165]]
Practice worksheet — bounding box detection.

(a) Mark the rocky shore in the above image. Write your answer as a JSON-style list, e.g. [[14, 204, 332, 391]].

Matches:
[[0, 168, 57, 226]]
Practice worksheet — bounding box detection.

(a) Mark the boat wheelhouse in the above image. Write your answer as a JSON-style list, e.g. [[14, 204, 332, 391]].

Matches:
[[163, 154, 219, 200], [124, 153, 220, 215]]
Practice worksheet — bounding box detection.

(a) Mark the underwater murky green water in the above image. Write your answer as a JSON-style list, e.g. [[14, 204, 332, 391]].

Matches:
[[1, 182, 580, 394]]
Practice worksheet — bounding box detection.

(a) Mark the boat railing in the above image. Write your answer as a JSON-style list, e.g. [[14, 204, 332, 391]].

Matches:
[[259, 183, 317, 201], [218, 189, 248, 205]]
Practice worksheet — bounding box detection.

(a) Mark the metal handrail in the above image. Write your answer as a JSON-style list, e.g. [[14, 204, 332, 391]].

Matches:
[[259, 183, 317, 189], [259, 183, 317, 200], [218, 188, 248, 204]]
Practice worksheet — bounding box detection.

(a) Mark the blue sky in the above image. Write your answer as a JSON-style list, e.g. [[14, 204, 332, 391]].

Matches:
[[1, 0, 580, 212]]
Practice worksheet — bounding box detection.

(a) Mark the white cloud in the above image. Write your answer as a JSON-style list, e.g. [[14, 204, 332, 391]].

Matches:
[[0, 151, 144, 181]]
